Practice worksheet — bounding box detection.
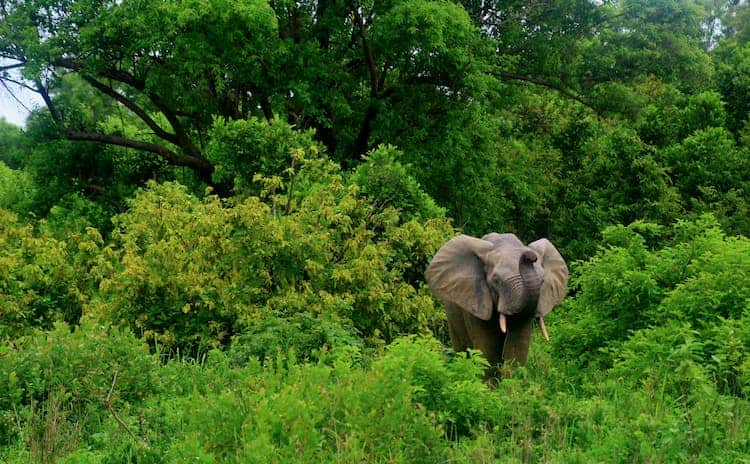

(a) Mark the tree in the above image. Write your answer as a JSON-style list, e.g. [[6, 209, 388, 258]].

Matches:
[[0, 0, 718, 193], [0, 0, 279, 189], [0, 119, 24, 169], [713, 41, 750, 135]]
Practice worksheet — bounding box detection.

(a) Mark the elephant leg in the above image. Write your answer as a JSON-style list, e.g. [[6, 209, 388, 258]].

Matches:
[[502, 315, 534, 366], [460, 310, 505, 379], [445, 302, 472, 353]]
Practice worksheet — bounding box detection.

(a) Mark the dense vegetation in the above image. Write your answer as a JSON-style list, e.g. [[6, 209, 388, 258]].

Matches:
[[1, 0, 749, 461]]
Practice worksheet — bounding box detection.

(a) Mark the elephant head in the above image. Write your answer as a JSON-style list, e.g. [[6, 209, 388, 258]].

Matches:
[[426, 233, 568, 370]]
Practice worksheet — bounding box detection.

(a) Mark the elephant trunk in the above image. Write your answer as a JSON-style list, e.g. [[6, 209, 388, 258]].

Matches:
[[498, 251, 542, 334], [519, 251, 552, 341], [519, 250, 542, 302]]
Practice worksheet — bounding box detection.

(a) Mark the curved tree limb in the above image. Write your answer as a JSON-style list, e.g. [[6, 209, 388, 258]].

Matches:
[[0, 79, 34, 113], [35, 79, 62, 123], [146, 91, 203, 158], [497, 71, 599, 113], [43, 58, 213, 181], [82, 76, 179, 145], [52, 58, 202, 155], [63, 131, 212, 172]]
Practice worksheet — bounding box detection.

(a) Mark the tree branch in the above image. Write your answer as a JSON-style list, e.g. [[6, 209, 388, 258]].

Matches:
[[94, 68, 203, 157], [53, 58, 205, 160], [35, 79, 62, 123], [1, 75, 40, 94], [0, 62, 25, 72], [104, 370, 150, 449], [349, 6, 381, 158], [82, 75, 179, 144], [497, 71, 598, 112], [0, 80, 33, 114], [146, 92, 203, 158], [63, 130, 211, 171], [21, 57, 227, 191], [352, 7, 378, 96]]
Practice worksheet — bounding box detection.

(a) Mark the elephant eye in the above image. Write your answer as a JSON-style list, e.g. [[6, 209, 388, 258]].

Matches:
[[521, 250, 537, 264]]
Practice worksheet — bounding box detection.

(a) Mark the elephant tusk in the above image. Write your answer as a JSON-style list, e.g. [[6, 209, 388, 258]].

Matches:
[[538, 317, 550, 341], [499, 313, 507, 333]]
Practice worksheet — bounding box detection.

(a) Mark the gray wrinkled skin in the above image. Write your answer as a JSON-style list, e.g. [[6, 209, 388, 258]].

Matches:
[[426, 233, 568, 378]]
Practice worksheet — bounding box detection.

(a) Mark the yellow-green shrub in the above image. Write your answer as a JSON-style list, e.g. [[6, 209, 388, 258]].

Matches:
[[0, 210, 100, 339], [90, 152, 454, 353]]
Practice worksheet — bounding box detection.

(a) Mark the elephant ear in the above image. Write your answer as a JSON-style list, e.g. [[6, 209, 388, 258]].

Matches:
[[528, 238, 569, 317], [426, 235, 495, 320]]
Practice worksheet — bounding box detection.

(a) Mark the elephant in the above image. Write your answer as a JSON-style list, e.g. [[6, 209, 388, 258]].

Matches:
[[426, 233, 568, 378]]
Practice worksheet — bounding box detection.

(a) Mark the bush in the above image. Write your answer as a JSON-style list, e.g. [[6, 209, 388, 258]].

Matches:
[[352, 145, 445, 222], [554, 215, 750, 382], [90, 150, 453, 353], [42, 193, 112, 238], [135, 338, 453, 463], [0, 321, 158, 452], [0, 210, 100, 339], [706, 313, 750, 397], [554, 124, 682, 258], [660, 127, 748, 200], [228, 311, 361, 364], [206, 116, 321, 193], [0, 162, 36, 215]]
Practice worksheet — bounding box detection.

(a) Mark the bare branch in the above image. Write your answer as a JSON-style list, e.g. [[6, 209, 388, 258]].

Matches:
[[0, 80, 33, 114], [1, 75, 39, 93], [104, 370, 150, 448], [0, 62, 25, 72]]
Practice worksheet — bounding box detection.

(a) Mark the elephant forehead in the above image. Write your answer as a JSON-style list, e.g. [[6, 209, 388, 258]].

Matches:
[[481, 233, 524, 248], [485, 246, 528, 266], [485, 247, 544, 276]]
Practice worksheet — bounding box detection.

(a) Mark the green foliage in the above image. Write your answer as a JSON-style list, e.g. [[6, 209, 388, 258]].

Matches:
[[707, 313, 750, 397], [228, 312, 361, 364], [91, 151, 453, 353], [4, 332, 749, 463], [634, 82, 728, 148], [3, 1, 750, 462], [352, 145, 445, 222], [585, 0, 712, 93], [0, 210, 100, 339], [42, 193, 113, 237], [375, 337, 493, 437], [714, 40, 750, 134], [0, 321, 158, 453], [661, 127, 747, 199], [0, 162, 36, 215], [0, 119, 25, 169], [206, 117, 321, 192], [555, 216, 750, 378], [633, 80, 687, 148], [372, 0, 480, 86], [657, 126, 750, 235], [681, 91, 727, 134], [555, 123, 682, 257]]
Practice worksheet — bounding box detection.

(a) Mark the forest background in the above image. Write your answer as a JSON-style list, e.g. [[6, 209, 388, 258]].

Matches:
[[1, 0, 750, 461]]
